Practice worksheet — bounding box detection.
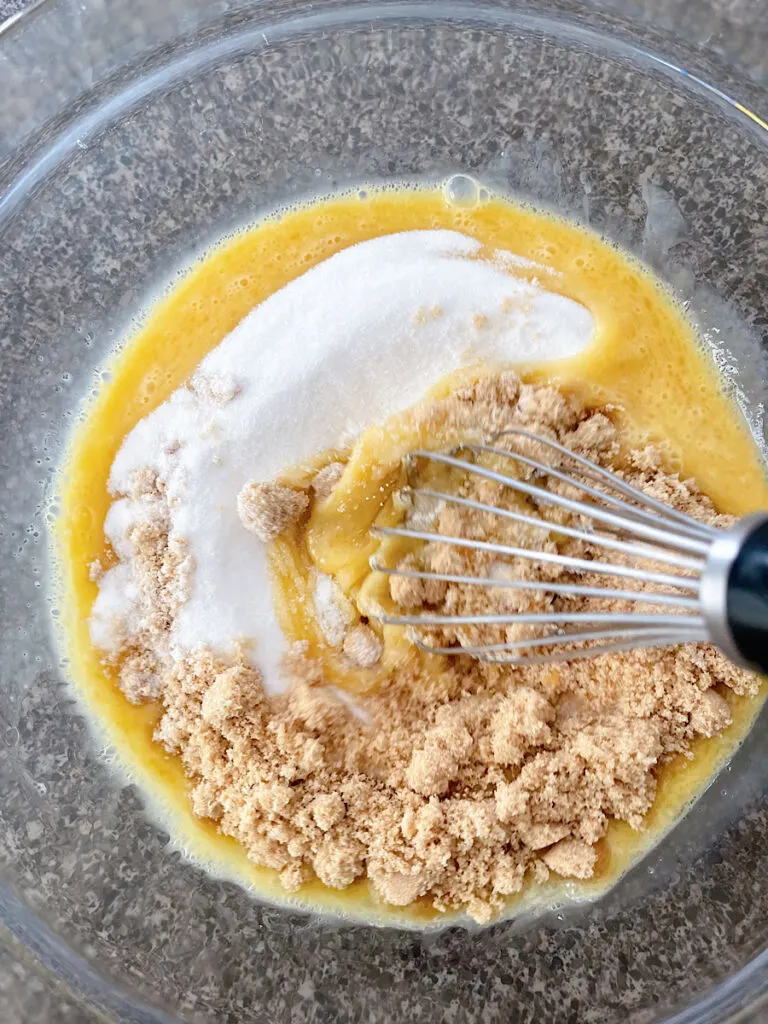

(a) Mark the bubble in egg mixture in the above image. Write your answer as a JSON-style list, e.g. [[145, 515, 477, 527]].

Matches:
[[444, 174, 482, 209]]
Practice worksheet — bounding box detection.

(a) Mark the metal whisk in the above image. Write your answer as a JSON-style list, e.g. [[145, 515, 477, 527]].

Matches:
[[370, 428, 768, 672]]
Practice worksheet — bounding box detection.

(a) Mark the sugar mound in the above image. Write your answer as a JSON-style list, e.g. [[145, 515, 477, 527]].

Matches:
[[92, 230, 594, 692]]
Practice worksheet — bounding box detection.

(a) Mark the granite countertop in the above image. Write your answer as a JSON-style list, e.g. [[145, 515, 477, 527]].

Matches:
[[1, 1, 766, 1022], [1, 0, 26, 18]]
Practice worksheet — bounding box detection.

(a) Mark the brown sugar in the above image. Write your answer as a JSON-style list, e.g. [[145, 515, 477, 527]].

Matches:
[[119, 650, 164, 704], [689, 688, 732, 737], [342, 624, 382, 667], [541, 838, 598, 879], [311, 461, 345, 500], [190, 370, 241, 405], [237, 480, 309, 541], [105, 370, 758, 923]]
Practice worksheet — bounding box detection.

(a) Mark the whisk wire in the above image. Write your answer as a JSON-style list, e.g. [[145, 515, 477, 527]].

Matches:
[[405, 486, 704, 571], [370, 562, 701, 610], [372, 525, 701, 591], [490, 428, 717, 540], [408, 448, 711, 556], [370, 428, 727, 666], [380, 610, 704, 628], [414, 626, 707, 657], [419, 632, 710, 666]]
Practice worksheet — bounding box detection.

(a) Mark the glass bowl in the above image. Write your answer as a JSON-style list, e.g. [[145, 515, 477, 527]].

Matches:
[[1, 1, 766, 1020]]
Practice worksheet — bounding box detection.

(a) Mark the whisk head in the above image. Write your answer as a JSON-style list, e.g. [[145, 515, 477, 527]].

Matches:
[[369, 428, 721, 665]]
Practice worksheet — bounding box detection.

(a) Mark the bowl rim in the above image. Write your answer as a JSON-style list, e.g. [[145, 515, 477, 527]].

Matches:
[[1, 2, 766, 1022]]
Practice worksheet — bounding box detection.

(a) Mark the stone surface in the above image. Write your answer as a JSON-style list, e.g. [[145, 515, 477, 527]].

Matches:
[[1, 1, 767, 1022], [0, 0, 27, 19]]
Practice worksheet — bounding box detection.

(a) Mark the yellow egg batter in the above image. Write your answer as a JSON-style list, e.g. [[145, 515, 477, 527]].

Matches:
[[55, 184, 767, 925]]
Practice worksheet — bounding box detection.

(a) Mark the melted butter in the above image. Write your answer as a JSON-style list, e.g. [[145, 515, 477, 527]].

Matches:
[[56, 185, 767, 926]]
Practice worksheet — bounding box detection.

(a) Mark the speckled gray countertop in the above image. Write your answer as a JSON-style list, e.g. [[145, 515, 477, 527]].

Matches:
[[1, 0, 28, 18], [1, 1, 767, 1022]]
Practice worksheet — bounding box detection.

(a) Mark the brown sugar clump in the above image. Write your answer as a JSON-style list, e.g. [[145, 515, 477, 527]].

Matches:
[[517, 821, 571, 851], [120, 650, 163, 704], [566, 412, 618, 456], [191, 371, 241, 405], [388, 553, 447, 608], [389, 571, 424, 609], [515, 382, 579, 433], [370, 868, 432, 907], [103, 369, 758, 923], [312, 461, 345, 500], [237, 480, 309, 541], [313, 837, 366, 888], [489, 689, 554, 766], [342, 624, 382, 667], [311, 793, 346, 831], [689, 689, 732, 737], [130, 466, 161, 500], [405, 716, 474, 796], [200, 664, 263, 727], [541, 838, 598, 879]]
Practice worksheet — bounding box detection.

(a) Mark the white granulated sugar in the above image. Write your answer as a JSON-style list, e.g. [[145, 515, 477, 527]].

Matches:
[[103, 498, 143, 559], [91, 229, 595, 693], [313, 572, 355, 649], [90, 562, 141, 655]]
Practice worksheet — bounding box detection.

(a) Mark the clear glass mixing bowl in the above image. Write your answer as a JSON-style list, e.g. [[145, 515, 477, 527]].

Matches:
[[1, 1, 767, 1020]]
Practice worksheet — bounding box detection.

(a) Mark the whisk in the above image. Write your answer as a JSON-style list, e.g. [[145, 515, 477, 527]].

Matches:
[[370, 428, 768, 673]]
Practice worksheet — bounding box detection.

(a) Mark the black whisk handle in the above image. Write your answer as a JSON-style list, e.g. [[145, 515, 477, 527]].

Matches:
[[702, 513, 768, 675], [726, 516, 768, 674]]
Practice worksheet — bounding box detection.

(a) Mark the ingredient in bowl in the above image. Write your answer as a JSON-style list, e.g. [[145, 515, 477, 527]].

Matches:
[[90, 230, 593, 692], [58, 185, 768, 925], [99, 373, 756, 923]]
